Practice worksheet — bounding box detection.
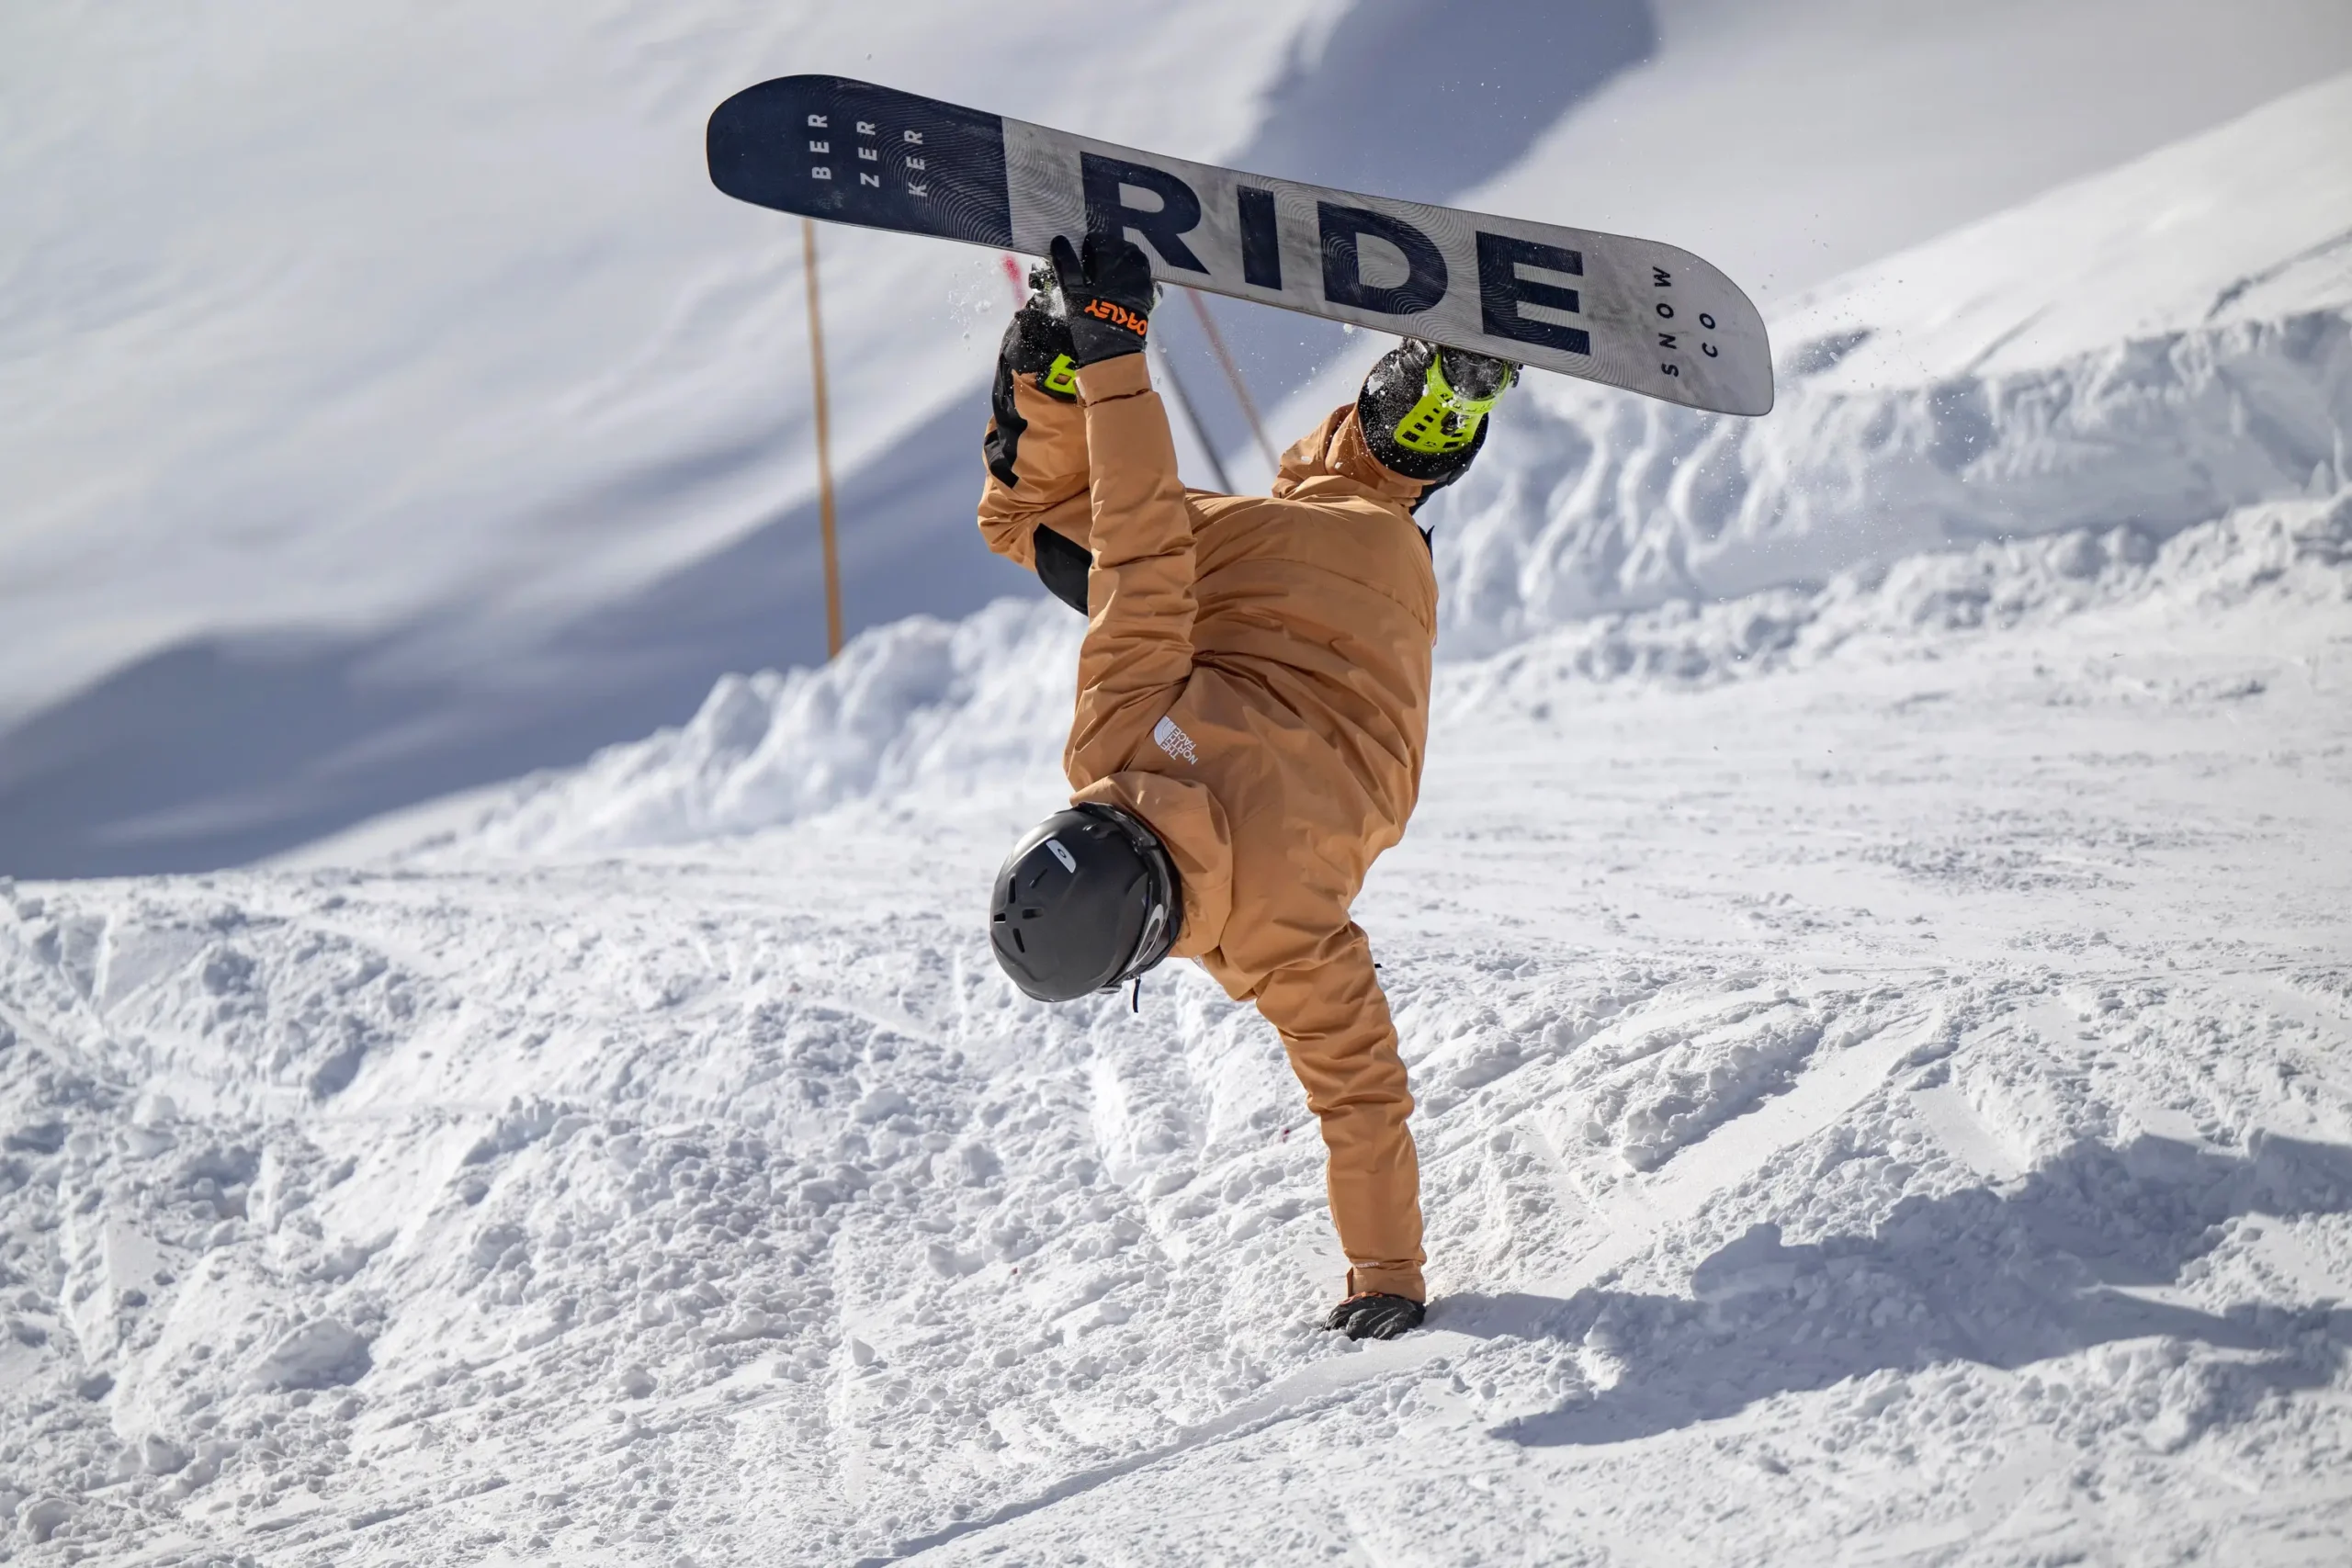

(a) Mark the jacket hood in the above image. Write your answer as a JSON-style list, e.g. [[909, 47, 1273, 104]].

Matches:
[[1272, 405, 1430, 512], [1070, 773, 1234, 964]]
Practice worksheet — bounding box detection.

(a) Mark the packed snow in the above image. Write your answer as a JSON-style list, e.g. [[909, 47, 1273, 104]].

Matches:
[[5, 26, 2352, 1568], [4, 482, 2346, 1562]]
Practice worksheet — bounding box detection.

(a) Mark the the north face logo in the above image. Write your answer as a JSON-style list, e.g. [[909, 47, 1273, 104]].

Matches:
[[1152, 715, 1199, 765]]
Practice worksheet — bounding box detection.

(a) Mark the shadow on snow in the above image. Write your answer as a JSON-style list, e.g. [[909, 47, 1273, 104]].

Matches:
[[1435, 1133, 2352, 1448]]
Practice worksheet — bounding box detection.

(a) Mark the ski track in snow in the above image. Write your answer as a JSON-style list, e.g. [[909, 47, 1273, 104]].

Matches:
[[2, 488, 2348, 1563]]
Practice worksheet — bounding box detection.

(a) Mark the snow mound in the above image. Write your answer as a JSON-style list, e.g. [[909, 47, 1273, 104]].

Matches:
[[1428, 70, 2352, 652], [405, 599, 1079, 860], [1441, 490, 2352, 712]]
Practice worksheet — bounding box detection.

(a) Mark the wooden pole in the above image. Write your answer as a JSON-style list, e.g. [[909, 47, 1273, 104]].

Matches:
[[802, 218, 843, 660], [1149, 335, 1233, 493], [1184, 289, 1279, 478]]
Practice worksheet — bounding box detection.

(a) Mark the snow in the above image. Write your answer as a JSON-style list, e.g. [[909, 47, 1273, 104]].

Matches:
[[1424, 70, 2352, 652], [11, 1, 2352, 874], [4, 23, 2352, 1568], [316, 71, 2352, 860], [3, 484, 2347, 1562]]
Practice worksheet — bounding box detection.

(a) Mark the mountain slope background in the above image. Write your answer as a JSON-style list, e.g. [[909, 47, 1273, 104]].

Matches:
[[7, 0, 2352, 874]]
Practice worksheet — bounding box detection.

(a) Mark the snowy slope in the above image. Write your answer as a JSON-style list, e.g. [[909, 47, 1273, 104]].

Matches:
[[0, 0, 1334, 875], [318, 72, 2352, 862], [1, 489, 2346, 1563], [0, 0, 1329, 717], [1468, 0, 2352, 306], [11, 1, 2352, 875], [1426, 68, 2352, 653]]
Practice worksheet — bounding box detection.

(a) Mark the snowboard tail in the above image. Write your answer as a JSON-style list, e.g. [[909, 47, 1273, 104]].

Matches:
[[708, 75, 1772, 417]]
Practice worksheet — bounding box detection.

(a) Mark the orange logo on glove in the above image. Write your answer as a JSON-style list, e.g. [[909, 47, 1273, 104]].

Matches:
[[1081, 299, 1148, 337]]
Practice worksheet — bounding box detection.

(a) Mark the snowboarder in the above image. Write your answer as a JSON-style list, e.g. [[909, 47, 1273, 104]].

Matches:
[[978, 233, 1515, 1341]]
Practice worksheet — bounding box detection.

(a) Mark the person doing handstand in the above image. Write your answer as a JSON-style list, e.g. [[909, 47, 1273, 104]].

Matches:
[[979, 233, 1515, 1340]]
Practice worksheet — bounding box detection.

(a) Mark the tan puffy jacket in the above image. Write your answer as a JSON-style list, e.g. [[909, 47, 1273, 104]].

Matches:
[[978, 352, 1438, 1303]]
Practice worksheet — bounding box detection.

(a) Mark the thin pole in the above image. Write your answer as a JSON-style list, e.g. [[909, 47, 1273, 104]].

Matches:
[[802, 217, 843, 660], [1184, 289, 1278, 477], [1150, 335, 1233, 493]]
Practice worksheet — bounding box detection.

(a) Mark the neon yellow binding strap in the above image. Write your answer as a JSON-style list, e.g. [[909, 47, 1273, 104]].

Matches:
[[1392, 352, 1515, 456]]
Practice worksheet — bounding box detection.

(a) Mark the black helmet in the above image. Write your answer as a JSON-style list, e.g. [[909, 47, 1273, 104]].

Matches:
[[989, 803, 1182, 1001]]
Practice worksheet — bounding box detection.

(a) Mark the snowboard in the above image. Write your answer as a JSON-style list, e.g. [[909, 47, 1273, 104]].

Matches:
[[707, 75, 1773, 417]]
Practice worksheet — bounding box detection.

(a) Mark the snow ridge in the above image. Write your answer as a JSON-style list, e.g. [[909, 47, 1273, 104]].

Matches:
[[1435, 308, 2352, 654], [1427, 70, 2352, 651], [1441, 489, 2352, 715], [397, 489, 2348, 863], [420, 600, 1078, 861]]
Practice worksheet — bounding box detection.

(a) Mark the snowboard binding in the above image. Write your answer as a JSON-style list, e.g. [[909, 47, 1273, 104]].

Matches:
[[1358, 339, 1520, 486], [1391, 346, 1516, 457]]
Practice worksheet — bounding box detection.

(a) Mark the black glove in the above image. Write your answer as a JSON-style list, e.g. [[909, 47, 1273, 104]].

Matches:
[[1049, 232, 1155, 366], [1323, 1292, 1425, 1341]]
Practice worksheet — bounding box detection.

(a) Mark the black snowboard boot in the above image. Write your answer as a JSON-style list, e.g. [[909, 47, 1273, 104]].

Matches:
[[1323, 1292, 1426, 1341], [1357, 339, 1516, 493]]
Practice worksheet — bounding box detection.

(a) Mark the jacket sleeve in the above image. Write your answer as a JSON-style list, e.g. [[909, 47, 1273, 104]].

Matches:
[[1064, 353, 1197, 789], [978, 365, 1094, 570]]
